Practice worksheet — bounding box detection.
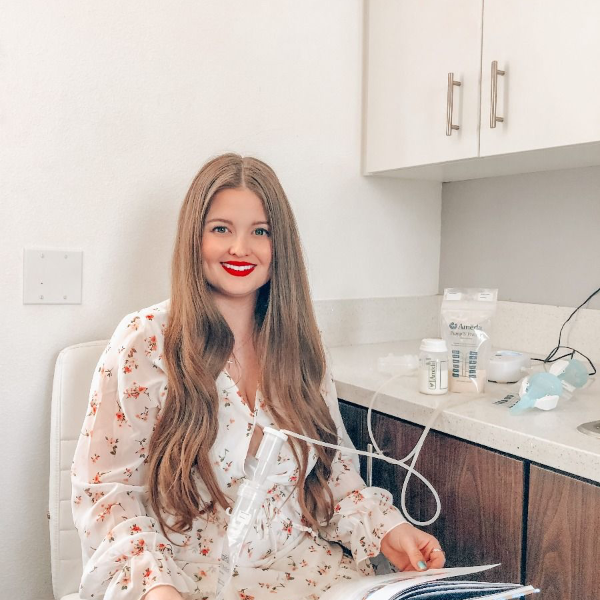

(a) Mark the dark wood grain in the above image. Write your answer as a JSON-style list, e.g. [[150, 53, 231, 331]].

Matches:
[[371, 411, 524, 582], [339, 401, 525, 583], [526, 465, 600, 600], [339, 400, 368, 481]]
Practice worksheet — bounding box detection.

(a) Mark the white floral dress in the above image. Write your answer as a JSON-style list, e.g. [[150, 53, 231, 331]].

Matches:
[[71, 300, 406, 600]]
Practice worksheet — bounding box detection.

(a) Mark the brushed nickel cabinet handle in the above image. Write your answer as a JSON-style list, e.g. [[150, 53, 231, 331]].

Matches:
[[367, 443, 373, 487], [490, 60, 506, 128], [446, 72, 462, 136]]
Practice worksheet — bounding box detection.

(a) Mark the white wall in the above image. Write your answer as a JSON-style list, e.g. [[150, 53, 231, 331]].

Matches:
[[0, 2, 441, 598], [440, 167, 600, 309]]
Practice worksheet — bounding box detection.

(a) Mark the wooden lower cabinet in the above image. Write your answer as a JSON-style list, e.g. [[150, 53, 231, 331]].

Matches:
[[339, 401, 524, 583], [526, 465, 600, 600], [338, 400, 369, 481], [339, 400, 600, 598]]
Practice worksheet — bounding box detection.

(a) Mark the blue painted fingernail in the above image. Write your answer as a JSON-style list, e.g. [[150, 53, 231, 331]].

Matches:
[[418, 561, 427, 570]]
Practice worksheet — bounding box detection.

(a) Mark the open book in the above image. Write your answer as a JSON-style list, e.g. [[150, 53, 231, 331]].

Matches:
[[320, 564, 540, 600]]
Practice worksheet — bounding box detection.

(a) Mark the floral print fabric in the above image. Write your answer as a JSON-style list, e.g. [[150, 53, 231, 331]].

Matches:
[[72, 300, 406, 600]]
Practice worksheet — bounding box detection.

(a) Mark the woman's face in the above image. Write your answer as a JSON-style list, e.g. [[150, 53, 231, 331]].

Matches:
[[201, 187, 272, 301]]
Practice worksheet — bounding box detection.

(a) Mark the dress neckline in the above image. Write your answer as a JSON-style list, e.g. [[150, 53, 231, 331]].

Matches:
[[219, 369, 262, 417]]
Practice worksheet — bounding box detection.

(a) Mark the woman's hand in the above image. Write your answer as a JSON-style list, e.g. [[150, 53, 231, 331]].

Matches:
[[380, 522, 446, 572], [143, 585, 184, 600]]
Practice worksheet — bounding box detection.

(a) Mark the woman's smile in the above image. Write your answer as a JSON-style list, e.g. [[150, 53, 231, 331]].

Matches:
[[221, 261, 257, 277]]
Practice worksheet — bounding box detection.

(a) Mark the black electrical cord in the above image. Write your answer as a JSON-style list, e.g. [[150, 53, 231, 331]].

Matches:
[[531, 285, 600, 376]]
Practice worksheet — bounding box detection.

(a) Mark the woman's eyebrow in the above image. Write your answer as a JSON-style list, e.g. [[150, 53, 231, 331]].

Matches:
[[205, 218, 270, 226]]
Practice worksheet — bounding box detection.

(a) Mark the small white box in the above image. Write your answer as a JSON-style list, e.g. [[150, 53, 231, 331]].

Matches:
[[23, 249, 83, 305]]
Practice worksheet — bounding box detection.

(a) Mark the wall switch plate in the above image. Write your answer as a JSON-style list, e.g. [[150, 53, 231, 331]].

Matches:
[[23, 249, 83, 304]]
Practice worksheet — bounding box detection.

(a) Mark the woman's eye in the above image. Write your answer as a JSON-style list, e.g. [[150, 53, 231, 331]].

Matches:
[[254, 228, 270, 236], [212, 225, 228, 234]]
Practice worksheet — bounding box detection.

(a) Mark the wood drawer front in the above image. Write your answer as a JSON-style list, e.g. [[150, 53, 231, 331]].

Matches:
[[339, 400, 369, 481], [526, 465, 600, 600], [338, 401, 524, 583]]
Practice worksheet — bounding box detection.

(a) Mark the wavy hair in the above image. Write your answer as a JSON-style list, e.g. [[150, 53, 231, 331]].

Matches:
[[147, 153, 338, 536]]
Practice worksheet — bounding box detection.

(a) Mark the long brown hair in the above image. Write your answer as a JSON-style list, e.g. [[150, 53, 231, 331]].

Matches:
[[148, 153, 338, 535]]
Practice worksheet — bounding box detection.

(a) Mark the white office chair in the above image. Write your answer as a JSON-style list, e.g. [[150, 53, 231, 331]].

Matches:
[[49, 341, 108, 600]]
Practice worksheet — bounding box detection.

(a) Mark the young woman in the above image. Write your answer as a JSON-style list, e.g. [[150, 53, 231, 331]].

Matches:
[[72, 154, 445, 600]]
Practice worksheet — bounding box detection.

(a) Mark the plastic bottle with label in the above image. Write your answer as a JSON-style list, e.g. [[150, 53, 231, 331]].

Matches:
[[419, 338, 449, 395]]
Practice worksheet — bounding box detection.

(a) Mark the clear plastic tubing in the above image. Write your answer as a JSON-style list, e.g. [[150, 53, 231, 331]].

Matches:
[[419, 338, 449, 395]]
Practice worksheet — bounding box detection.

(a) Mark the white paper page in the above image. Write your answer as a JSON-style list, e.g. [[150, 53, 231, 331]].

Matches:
[[320, 564, 500, 600], [469, 586, 539, 600]]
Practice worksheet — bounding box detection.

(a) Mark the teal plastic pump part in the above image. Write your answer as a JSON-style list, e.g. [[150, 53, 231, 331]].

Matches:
[[557, 358, 589, 388], [510, 372, 564, 415]]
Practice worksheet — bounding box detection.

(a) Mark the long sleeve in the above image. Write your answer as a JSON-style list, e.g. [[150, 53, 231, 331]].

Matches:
[[71, 311, 193, 599], [318, 369, 407, 571]]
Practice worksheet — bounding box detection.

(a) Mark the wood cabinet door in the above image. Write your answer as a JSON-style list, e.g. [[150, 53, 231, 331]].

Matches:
[[370, 411, 524, 583], [364, 0, 482, 173], [339, 400, 369, 482], [480, 0, 600, 157], [526, 465, 600, 600]]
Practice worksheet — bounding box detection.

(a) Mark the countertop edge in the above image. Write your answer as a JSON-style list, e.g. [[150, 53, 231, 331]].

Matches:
[[334, 379, 600, 486]]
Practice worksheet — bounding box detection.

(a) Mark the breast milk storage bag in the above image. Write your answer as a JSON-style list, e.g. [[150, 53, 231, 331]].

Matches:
[[441, 288, 498, 393]]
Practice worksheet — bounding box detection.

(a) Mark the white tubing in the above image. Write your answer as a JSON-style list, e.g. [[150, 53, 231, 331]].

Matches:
[[282, 373, 461, 527]]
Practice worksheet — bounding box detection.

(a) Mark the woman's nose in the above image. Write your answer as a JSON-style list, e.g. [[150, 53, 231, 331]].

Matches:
[[229, 234, 250, 257]]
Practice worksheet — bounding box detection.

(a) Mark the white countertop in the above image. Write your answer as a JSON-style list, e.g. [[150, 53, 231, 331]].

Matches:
[[329, 340, 600, 485]]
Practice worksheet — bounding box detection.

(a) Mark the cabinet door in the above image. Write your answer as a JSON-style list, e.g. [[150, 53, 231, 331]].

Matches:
[[526, 465, 600, 600], [370, 411, 524, 583], [480, 0, 600, 157], [339, 400, 369, 481], [364, 0, 483, 173]]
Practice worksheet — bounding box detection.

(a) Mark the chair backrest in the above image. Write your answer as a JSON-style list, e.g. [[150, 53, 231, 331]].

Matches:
[[49, 340, 108, 600]]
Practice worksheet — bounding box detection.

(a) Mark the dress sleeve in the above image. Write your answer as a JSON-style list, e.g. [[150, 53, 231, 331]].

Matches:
[[71, 312, 192, 600], [318, 368, 407, 572]]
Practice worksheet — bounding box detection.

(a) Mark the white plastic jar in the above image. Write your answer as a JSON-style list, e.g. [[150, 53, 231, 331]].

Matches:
[[419, 338, 449, 395]]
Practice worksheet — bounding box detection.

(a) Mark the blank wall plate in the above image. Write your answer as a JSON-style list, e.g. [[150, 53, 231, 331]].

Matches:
[[23, 249, 83, 304]]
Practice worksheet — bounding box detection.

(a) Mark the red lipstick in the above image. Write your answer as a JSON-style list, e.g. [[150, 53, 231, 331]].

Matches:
[[221, 261, 256, 277]]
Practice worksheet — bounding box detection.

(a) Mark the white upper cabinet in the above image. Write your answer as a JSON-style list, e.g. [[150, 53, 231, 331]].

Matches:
[[364, 0, 483, 173], [365, 0, 600, 181], [480, 0, 600, 157]]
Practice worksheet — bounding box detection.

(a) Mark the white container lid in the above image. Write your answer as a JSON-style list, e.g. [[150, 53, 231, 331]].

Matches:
[[420, 338, 448, 352]]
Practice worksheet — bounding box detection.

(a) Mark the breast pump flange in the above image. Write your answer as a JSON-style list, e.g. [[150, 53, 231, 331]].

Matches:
[[216, 427, 288, 600], [509, 358, 589, 415]]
